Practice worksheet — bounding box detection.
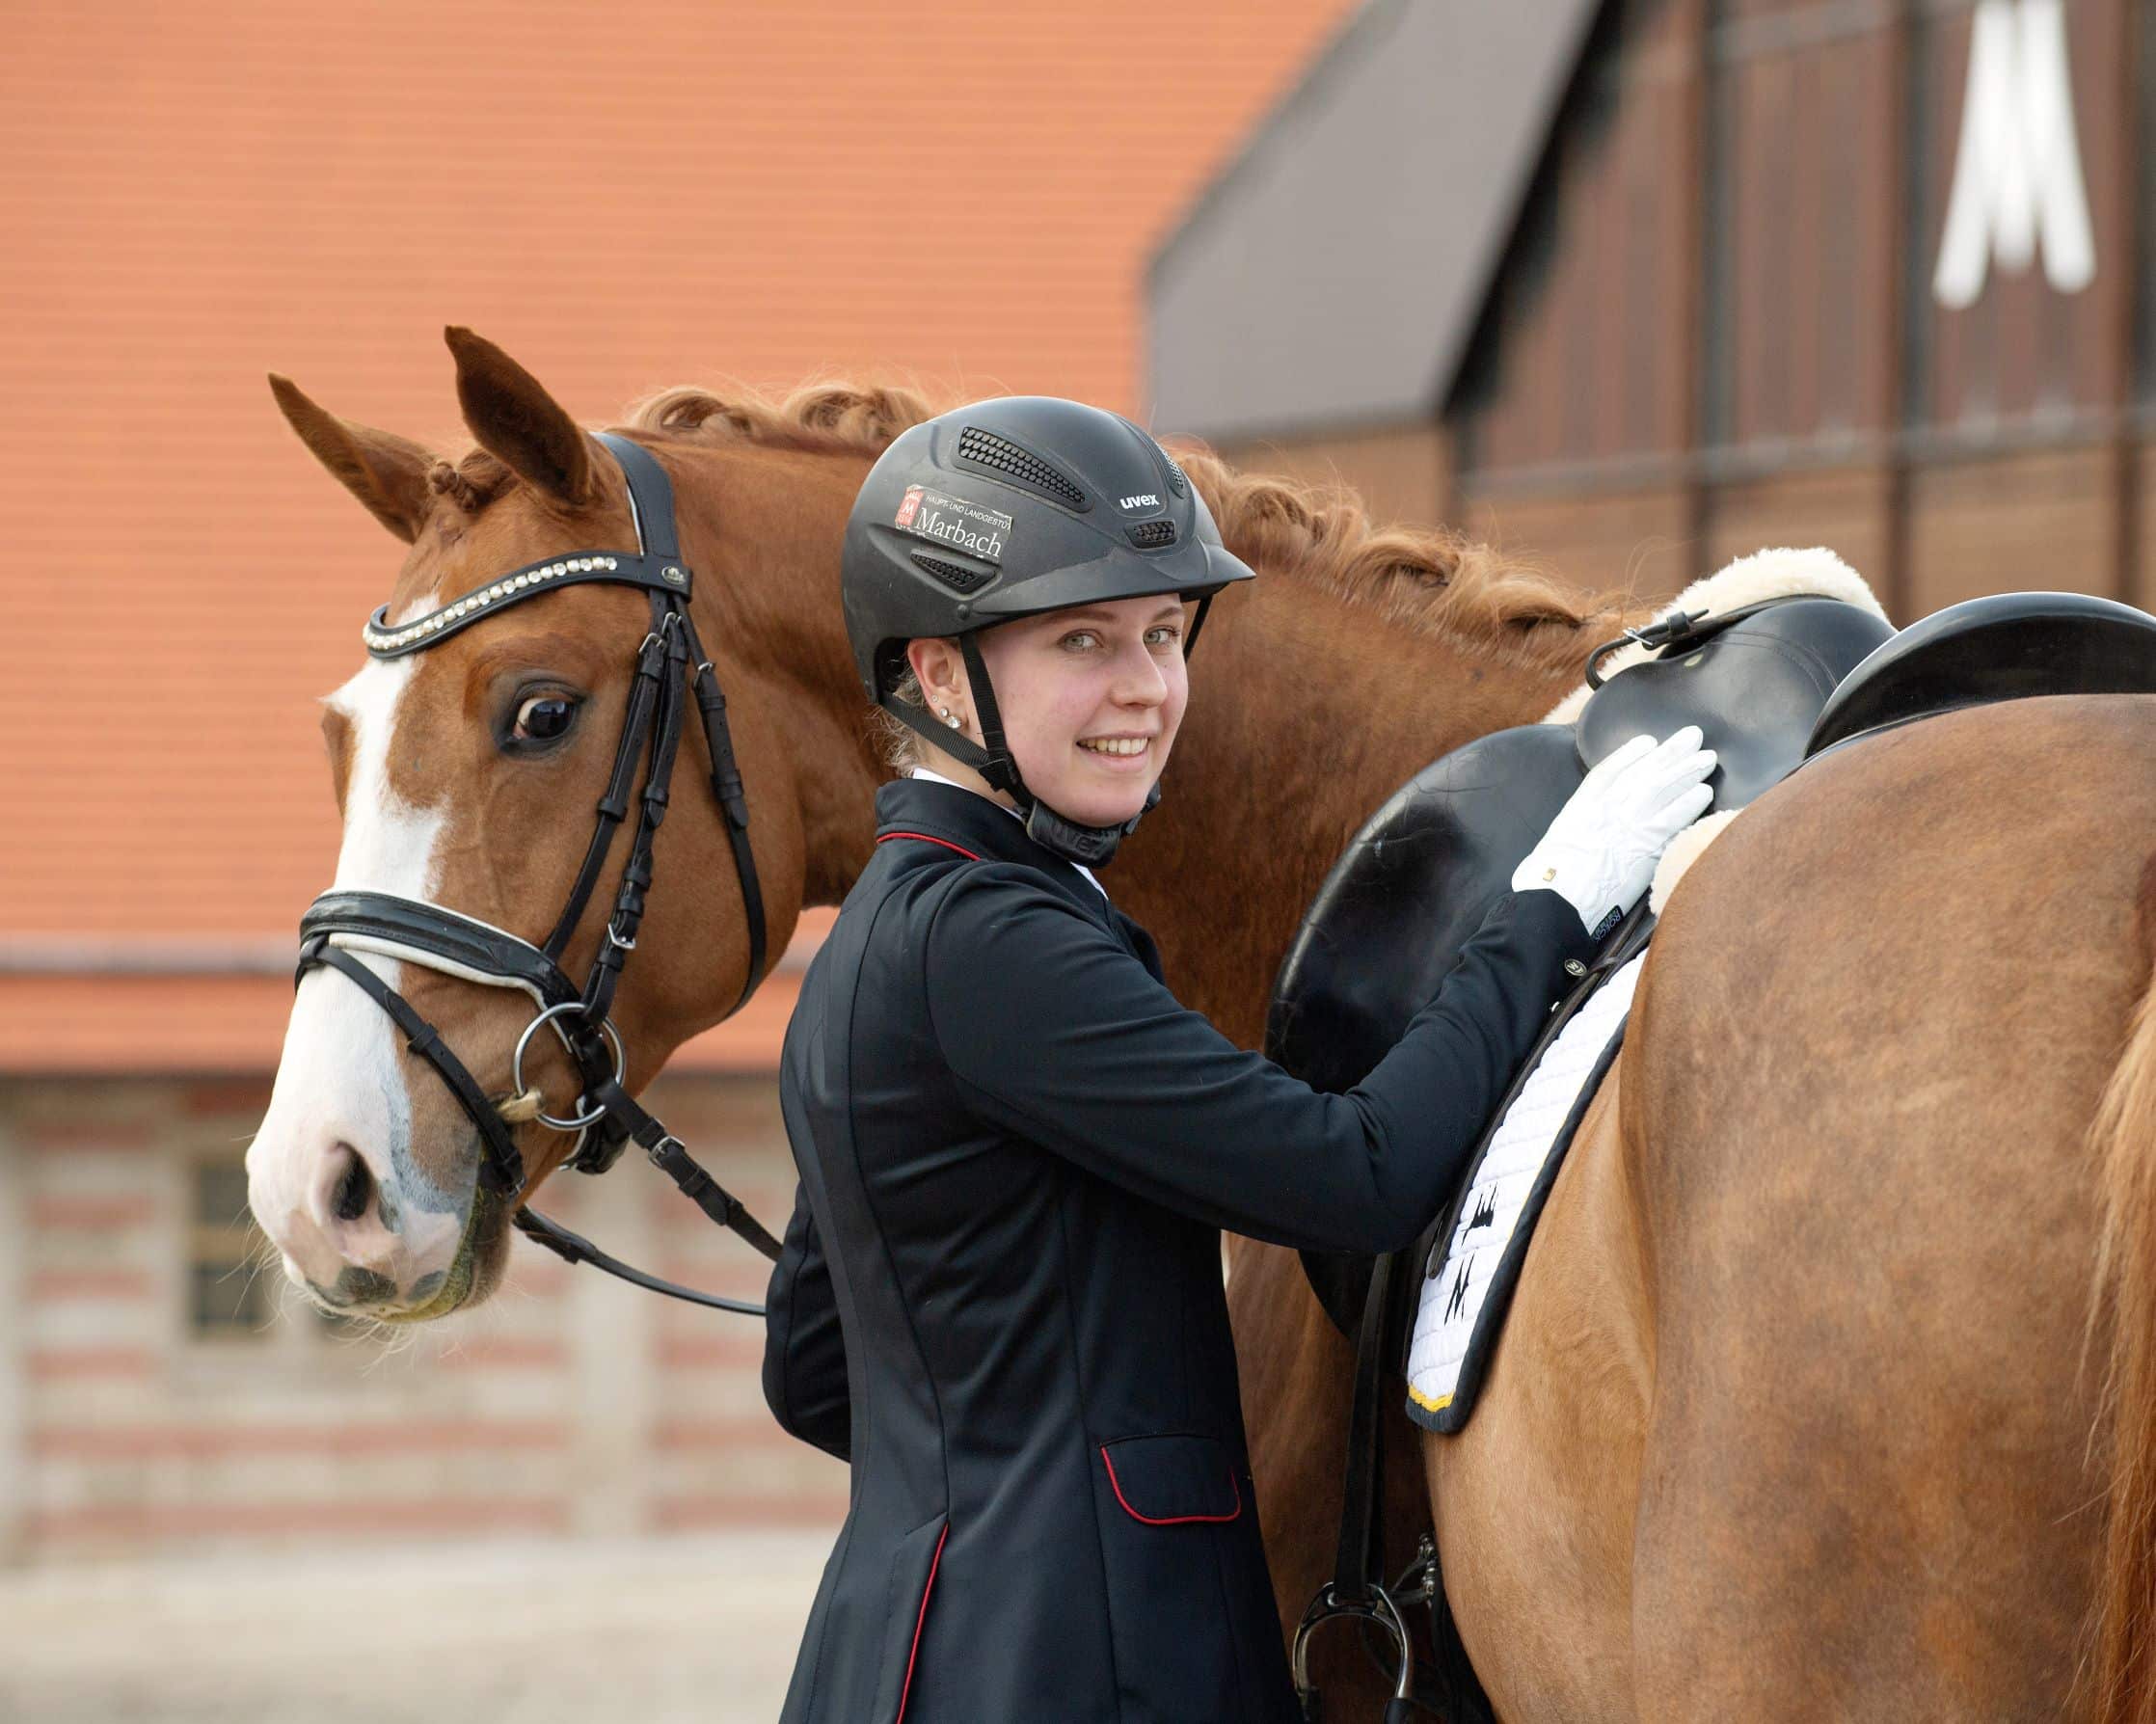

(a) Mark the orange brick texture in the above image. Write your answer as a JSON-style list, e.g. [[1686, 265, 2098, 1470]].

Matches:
[[0, 0, 1355, 1068]]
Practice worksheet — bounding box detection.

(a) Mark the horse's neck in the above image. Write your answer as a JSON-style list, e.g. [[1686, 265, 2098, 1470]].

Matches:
[[1109, 578, 1592, 1047], [673, 440, 1596, 1043], [680, 443, 889, 914]]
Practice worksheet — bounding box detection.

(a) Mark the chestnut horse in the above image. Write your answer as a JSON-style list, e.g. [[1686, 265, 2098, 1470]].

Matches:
[[250, 329, 2156, 1720]]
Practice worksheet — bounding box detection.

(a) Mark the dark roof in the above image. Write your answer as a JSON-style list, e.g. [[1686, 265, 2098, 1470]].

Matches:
[[1146, 0, 1603, 444]]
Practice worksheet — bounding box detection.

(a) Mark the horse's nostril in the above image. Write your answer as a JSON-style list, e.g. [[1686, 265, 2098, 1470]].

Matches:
[[332, 1146, 374, 1224]]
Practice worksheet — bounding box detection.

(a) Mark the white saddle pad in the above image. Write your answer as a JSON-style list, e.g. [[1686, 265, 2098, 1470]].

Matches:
[[1406, 951, 1645, 1431]]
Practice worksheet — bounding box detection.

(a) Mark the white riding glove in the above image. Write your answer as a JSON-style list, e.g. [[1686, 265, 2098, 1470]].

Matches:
[[1512, 725, 1717, 936]]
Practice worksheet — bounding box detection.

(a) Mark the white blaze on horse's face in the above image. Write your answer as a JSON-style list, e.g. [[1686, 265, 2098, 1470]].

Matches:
[[249, 633, 474, 1318]]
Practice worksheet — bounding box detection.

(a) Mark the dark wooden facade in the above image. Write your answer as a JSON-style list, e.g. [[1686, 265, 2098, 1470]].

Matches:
[[1216, 0, 2152, 623]]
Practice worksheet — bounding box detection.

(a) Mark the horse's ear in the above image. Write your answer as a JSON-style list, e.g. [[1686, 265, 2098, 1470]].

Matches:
[[268, 374, 438, 545], [445, 325, 595, 508]]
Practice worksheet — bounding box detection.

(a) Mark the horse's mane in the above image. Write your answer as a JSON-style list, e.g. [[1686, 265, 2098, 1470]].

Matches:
[[630, 381, 930, 457], [622, 382, 1615, 673], [1171, 448, 1613, 671]]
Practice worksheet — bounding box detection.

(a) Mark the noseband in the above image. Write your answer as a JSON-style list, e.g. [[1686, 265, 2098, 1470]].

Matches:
[[296, 433, 781, 1315]]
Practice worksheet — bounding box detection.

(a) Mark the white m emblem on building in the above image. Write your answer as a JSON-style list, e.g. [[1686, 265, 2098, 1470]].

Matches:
[[1932, 0, 2095, 310]]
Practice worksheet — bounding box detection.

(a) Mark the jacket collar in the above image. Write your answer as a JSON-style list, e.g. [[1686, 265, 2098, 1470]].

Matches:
[[874, 777, 1112, 917]]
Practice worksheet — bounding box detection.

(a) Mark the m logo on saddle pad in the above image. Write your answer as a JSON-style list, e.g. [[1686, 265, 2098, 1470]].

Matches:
[[1407, 952, 1646, 1433]]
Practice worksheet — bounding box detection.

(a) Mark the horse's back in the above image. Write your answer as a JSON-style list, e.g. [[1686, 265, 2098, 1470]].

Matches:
[[1624, 692, 2156, 1718]]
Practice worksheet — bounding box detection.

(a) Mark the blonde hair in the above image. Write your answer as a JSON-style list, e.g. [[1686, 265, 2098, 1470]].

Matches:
[[872, 666, 930, 772]]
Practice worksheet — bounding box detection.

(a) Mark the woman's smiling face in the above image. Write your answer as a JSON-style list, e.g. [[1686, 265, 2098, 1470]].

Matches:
[[908, 593, 1191, 829]]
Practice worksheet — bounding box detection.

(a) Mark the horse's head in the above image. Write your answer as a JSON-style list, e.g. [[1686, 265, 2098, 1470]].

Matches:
[[249, 328, 873, 1324]]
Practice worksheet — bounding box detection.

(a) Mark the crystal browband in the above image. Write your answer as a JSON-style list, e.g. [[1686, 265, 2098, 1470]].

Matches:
[[361, 552, 692, 659]]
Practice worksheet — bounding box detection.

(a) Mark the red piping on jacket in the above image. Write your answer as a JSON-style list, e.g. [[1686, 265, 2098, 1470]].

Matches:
[[1099, 1445, 1244, 1525], [877, 832, 983, 862], [894, 1522, 949, 1724]]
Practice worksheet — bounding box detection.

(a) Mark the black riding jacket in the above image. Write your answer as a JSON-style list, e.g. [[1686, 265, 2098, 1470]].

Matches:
[[763, 777, 1594, 1724]]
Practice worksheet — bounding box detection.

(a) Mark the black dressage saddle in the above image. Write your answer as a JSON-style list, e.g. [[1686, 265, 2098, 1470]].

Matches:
[[1267, 594, 1892, 1335], [1267, 589, 2156, 1339]]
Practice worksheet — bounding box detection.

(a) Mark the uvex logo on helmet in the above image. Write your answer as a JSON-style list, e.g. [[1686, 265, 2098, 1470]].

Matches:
[[1119, 493, 1161, 511]]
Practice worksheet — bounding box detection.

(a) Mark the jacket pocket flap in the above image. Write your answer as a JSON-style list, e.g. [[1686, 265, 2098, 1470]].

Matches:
[[1099, 1433, 1242, 1524]]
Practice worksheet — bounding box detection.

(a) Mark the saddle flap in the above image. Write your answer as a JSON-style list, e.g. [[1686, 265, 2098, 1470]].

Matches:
[[1265, 723, 1584, 1099], [1265, 725, 1582, 1339]]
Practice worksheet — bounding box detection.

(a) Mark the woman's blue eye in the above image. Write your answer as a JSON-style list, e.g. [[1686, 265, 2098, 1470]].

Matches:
[[1062, 632, 1100, 651], [1145, 627, 1181, 648]]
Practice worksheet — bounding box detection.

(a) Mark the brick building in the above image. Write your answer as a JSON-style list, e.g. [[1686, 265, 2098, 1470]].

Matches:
[[0, 0, 1356, 1564]]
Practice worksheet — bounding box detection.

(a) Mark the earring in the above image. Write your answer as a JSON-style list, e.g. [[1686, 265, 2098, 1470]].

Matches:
[[941, 709, 962, 730]]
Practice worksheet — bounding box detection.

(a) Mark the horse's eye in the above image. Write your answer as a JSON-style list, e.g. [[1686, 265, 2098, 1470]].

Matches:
[[513, 693, 579, 744]]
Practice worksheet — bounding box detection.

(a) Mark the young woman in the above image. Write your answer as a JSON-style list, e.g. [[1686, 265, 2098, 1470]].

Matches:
[[763, 396, 1712, 1724]]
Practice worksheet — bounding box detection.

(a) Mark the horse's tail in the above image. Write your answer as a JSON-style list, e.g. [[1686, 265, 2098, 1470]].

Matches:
[[2089, 853, 2156, 1723]]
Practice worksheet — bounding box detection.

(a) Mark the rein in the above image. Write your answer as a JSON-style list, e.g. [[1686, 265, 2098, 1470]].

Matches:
[[295, 432, 782, 1318]]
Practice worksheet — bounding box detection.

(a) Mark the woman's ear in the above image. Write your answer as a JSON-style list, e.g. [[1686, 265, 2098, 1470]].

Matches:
[[906, 637, 968, 711]]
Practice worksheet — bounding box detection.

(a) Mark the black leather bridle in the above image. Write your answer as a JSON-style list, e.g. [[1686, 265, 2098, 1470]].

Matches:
[[295, 433, 782, 1316]]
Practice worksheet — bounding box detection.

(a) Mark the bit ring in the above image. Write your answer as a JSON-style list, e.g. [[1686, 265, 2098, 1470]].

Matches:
[[510, 1002, 626, 1132]]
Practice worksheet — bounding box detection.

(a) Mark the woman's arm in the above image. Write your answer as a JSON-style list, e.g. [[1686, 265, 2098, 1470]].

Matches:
[[923, 872, 1598, 1255], [762, 1186, 851, 1461]]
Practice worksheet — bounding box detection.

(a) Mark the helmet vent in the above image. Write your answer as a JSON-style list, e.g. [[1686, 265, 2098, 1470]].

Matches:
[[957, 426, 1088, 510], [1143, 432, 1188, 498], [910, 551, 993, 593], [1125, 520, 1176, 550]]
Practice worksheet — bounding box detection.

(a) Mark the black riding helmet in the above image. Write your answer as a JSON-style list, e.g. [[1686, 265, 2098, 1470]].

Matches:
[[842, 396, 1253, 865]]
